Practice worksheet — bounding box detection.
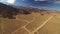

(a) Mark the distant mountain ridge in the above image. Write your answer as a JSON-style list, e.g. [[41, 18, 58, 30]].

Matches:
[[0, 3, 57, 19]]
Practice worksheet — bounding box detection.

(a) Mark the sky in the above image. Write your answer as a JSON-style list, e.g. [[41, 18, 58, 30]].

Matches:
[[0, 0, 60, 11]]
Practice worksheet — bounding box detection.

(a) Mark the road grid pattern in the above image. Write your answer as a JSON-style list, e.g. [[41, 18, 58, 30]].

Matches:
[[0, 12, 60, 34]]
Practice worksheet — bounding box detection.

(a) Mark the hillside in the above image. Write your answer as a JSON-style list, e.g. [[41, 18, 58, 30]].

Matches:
[[0, 3, 37, 19]]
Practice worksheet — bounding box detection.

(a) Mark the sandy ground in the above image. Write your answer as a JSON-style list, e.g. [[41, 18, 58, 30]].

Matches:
[[0, 11, 60, 34]]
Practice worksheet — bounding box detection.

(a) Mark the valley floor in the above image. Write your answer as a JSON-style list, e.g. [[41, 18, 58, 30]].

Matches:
[[0, 11, 60, 34]]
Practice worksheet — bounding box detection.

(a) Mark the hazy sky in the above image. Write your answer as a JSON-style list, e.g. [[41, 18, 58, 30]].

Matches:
[[0, 0, 60, 11]]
